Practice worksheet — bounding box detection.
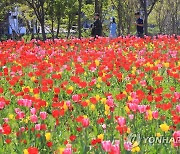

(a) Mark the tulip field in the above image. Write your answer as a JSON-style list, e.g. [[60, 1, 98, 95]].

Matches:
[[0, 36, 180, 154]]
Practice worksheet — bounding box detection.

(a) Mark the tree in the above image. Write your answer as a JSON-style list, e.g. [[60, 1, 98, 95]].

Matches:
[[139, 0, 158, 35], [0, 0, 20, 40], [95, 0, 102, 18], [47, 0, 55, 40], [18, 4, 37, 39], [54, 0, 66, 38], [22, 0, 47, 40], [65, 0, 78, 38]]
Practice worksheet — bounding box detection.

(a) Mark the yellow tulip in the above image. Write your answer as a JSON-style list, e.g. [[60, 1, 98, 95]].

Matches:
[[147, 110, 153, 120], [128, 96, 133, 101], [68, 86, 74, 91], [135, 146, 140, 152], [8, 114, 14, 120], [23, 149, 29, 154], [34, 94, 40, 99], [105, 105, 110, 111], [58, 148, 65, 154], [101, 98, 107, 104], [84, 72, 87, 76], [97, 77, 102, 82], [63, 104, 68, 111], [160, 123, 169, 132], [95, 95, 100, 101], [83, 115, 88, 119], [31, 76, 36, 82], [97, 134, 104, 141], [123, 91, 127, 95], [90, 104, 95, 111], [124, 106, 130, 113], [96, 84, 101, 88], [164, 62, 169, 68], [156, 133, 161, 137], [127, 127, 131, 134], [105, 111, 109, 115], [95, 59, 100, 66], [45, 132, 51, 141]]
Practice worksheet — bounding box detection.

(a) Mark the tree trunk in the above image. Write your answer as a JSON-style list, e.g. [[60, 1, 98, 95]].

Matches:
[[143, 0, 148, 35], [50, 0, 55, 41], [35, 20, 40, 40], [172, 15, 175, 34], [78, 0, 82, 39], [99, 0, 103, 19], [40, 3, 46, 41], [117, 0, 122, 36], [67, 15, 72, 39], [56, 17, 61, 38], [175, 0, 178, 35], [127, 17, 132, 34], [95, 0, 99, 13], [40, 19, 46, 41], [51, 17, 54, 41]]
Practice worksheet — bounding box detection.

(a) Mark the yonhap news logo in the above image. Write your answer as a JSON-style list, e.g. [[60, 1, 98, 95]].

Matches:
[[127, 133, 180, 147]]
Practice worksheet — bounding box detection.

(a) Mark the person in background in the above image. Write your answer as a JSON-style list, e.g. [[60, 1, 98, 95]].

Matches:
[[91, 13, 102, 37], [134, 12, 144, 38], [109, 17, 117, 38]]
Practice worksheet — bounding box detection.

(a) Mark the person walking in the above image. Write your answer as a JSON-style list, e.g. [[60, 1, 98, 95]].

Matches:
[[91, 13, 102, 37], [109, 17, 117, 38], [134, 12, 144, 38]]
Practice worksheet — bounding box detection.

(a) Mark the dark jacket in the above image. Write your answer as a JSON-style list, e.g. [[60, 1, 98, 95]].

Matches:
[[91, 19, 102, 37]]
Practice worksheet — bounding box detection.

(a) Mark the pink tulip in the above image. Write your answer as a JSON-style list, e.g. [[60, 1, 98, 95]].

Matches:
[[63, 148, 72, 154], [17, 111, 25, 119], [128, 114, 134, 120], [20, 127, 25, 132], [176, 105, 180, 113], [140, 80, 147, 86], [81, 118, 90, 128], [66, 101, 71, 107], [173, 131, 180, 147], [101, 140, 111, 152], [130, 92, 137, 99], [102, 124, 106, 130], [24, 99, 32, 108], [107, 95, 113, 99], [3, 118, 8, 123], [15, 108, 21, 114], [128, 103, 138, 112], [40, 112, 47, 120], [152, 111, 159, 119], [18, 99, 32, 108], [111, 144, 120, 154], [114, 140, 120, 146], [30, 115, 38, 123], [0, 126, 3, 134], [174, 92, 180, 100], [0, 101, 5, 109], [35, 124, 41, 130], [124, 141, 132, 151], [30, 108, 37, 115], [117, 117, 126, 127], [72, 94, 80, 102], [138, 105, 147, 113], [106, 98, 114, 107]]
